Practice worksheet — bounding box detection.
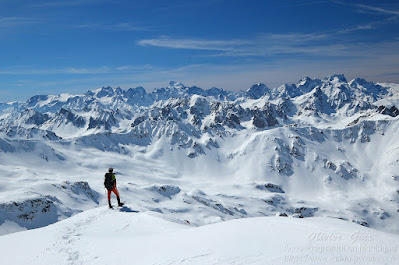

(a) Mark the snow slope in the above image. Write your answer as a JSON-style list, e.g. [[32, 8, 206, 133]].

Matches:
[[1, 75, 399, 264], [1, 207, 398, 265]]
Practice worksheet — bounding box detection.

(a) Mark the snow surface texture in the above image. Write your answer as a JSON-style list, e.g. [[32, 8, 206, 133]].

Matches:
[[1, 75, 399, 262], [1, 209, 398, 265]]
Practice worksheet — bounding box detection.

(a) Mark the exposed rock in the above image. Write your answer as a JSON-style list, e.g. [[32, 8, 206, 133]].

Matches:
[[378, 105, 399, 117], [289, 207, 319, 218], [58, 108, 86, 128], [276, 212, 288, 217], [0, 197, 58, 229], [146, 185, 181, 199], [256, 183, 285, 193]]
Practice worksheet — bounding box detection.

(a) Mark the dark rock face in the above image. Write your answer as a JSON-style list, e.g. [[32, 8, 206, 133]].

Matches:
[[378, 105, 399, 117], [59, 108, 86, 128], [132, 116, 146, 127], [291, 207, 319, 218], [255, 183, 285, 193], [21, 110, 50, 126]]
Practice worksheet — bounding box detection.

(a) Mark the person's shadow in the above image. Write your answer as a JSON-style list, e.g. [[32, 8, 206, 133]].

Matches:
[[119, 206, 139, 213]]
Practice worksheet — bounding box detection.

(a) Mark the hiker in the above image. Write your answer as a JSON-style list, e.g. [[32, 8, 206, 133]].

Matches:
[[104, 167, 124, 208]]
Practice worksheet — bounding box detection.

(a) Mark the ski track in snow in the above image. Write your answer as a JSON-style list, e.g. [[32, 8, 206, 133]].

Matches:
[[161, 253, 266, 265], [29, 210, 97, 265]]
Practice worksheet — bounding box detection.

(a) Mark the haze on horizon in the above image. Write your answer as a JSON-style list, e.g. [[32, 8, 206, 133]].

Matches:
[[0, 0, 399, 101]]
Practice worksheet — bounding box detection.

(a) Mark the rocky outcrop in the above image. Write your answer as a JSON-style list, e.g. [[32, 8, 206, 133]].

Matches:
[[0, 196, 58, 229]]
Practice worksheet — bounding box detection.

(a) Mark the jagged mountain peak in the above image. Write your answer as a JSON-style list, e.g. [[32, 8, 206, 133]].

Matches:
[[349, 78, 386, 96], [350, 77, 369, 86], [167, 81, 185, 89], [298, 76, 313, 83], [273, 83, 299, 98], [27, 94, 49, 105], [245, 83, 270, 99], [207, 87, 225, 94], [1, 75, 398, 139], [296, 77, 322, 92], [166, 81, 206, 96], [126, 86, 146, 96], [91, 86, 124, 98], [323, 74, 347, 83]]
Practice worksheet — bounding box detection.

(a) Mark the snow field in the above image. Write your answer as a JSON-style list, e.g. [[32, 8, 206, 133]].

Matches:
[[1, 207, 398, 265]]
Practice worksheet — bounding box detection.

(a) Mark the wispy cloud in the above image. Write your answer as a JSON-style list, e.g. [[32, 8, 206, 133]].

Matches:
[[260, 32, 329, 43], [138, 34, 330, 57], [0, 17, 37, 28], [138, 36, 249, 51], [335, 23, 375, 34], [65, 66, 112, 74], [333, 15, 399, 35], [76, 22, 151, 32], [137, 31, 366, 58], [115, 65, 153, 71], [137, 10, 399, 59], [332, 1, 399, 16], [354, 3, 399, 16], [0, 65, 153, 75]]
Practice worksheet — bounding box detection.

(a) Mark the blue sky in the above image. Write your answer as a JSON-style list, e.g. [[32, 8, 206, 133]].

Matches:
[[1, 0, 399, 101]]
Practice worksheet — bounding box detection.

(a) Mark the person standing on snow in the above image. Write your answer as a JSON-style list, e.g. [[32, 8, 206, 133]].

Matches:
[[104, 167, 124, 208]]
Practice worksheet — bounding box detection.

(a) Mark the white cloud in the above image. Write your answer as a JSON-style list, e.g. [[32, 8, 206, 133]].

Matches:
[[138, 36, 249, 51]]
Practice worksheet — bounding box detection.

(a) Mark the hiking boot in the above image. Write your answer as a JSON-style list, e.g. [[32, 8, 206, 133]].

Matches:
[[117, 197, 124, 207]]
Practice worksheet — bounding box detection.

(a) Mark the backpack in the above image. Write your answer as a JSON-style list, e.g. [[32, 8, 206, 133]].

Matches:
[[104, 173, 115, 190]]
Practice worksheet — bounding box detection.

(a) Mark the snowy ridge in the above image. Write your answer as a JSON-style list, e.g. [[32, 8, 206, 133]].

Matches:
[[1, 74, 399, 240], [1, 209, 399, 265]]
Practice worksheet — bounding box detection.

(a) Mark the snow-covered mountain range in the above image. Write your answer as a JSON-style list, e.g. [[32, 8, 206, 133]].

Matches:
[[1, 74, 399, 240]]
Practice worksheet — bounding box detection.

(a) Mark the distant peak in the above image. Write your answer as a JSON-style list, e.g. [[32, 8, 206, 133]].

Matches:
[[89, 86, 124, 98], [248, 83, 268, 90], [245, 83, 269, 99], [168, 81, 184, 89], [350, 77, 368, 85], [126, 86, 146, 96], [324, 74, 347, 83], [209, 86, 223, 91], [298, 76, 313, 84], [297, 76, 322, 91]]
